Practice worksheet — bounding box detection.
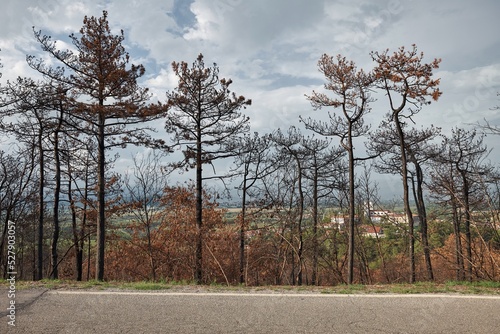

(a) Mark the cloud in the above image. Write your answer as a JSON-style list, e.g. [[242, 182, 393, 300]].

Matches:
[[1, 0, 500, 173], [185, 0, 324, 48], [369, 0, 500, 70], [436, 64, 500, 127]]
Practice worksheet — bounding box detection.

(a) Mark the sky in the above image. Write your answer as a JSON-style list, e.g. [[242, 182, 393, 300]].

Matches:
[[1, 0, 500, 200]]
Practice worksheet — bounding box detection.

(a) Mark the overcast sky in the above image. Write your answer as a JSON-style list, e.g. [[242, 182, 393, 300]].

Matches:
[[1, 0, 500, 199]]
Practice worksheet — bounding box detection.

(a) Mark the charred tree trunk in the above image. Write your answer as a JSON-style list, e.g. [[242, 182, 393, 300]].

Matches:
[[50, 105, 64, 279], [239, 174, 248, 285], [195, 125, 203, 284], [311, 166, 319, 286], [96, 112, 106, 281], [37, 129, 45, 281], [296, 161, 304, 286], [452, 200, 465, 281], [461, 173, 473, 282], [412, 161, 433, 281], [395, 119, 416, 283], [50, 130, 61, 279]]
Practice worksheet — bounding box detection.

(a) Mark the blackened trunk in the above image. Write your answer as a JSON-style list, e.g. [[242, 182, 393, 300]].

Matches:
[[395, 119, 415, 283], [146, 215, 156, 281], [195, 130, 203, 284], [96, 113, 106, 281], [462, 174, 473, 282], [311, 166, 319, 286], [239, 172, 248, 284], [82, 159, 90, 281], [296, 160, 304, 286], [347, 133, 355, 285], [68, 166, 83, 281], [37, 130, 44, 281], [70, 193, 83, 281], [51, 128, 61, 279], [414, 161, 433, 281], [452, 200, 465, 280]]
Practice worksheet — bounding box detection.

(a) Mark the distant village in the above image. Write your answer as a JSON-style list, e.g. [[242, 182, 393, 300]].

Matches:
[[328, 208, 417, 239], [327, 203, 498, 239]]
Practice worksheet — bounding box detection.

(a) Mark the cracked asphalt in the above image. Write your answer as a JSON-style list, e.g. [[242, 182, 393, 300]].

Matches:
[[1, 288, 500, 333]]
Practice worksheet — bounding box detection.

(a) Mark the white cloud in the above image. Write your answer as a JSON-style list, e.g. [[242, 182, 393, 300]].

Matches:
[[434, 64, 500, 128], [0, 0, 499, 171]]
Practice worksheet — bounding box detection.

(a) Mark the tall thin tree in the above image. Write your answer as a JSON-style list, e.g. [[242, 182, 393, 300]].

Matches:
[[438, 128, 491, 281], [165, 53, 251, 284], [301, 136, 343, 285], [302, 54, 373, 284], [0, 78, 59, 280], [28, 11, 166, 280], [371, 44, 441, 283], [271, 127, 308, 285], [368, 123, 441, 281], [232, 132, 273, 284]]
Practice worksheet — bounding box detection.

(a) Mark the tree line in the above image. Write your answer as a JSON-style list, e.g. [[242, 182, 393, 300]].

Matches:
[[0, 11, 499, 285]]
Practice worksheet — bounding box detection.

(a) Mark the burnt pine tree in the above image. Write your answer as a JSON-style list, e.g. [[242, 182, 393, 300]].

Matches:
[[428, 146, 466, 280], [165, 54, 251, 284], [302, 54, 374, 284], [371, 45, 441, 283], [368, 123, 442, 281], [301, 136, 343, 285], [232, 132, 274, 284], [67, 139, 100, 281], [271, 127, 309, 285], [48, 86, 68, 279], [64, 137, 94, 281], [405, 126, 441, 281], [439, 128, 491, 281], [0, 149, 36, 279], [27, 11, 166, 280], [0, 78, 60, 280]]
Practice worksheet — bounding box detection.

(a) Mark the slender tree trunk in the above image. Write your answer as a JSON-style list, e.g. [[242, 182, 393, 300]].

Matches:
[[96, 112, 106, 281], [87, 234, 91, 281], [145, 206, 156, 281], [32, 232, 37, 281], [239, 172, 248, 284], [452, 200, 465, 280], [37, 129, 44, 281], [311, 166, 319, 286], [287, 183, 296, 285], [414, 162, 433, 280], [51, 123, 61, 279], [395, 120, 415, 283], [68, 171, 82, 281], [195, 127, 203, 284], [296, 161, 304, 286], [462, 175, 473, 282], [81, 160, 90, 281], [347, 133, 355, 285]]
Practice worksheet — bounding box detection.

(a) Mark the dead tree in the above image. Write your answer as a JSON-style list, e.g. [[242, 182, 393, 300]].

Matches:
[[165, 53, 251, 284]]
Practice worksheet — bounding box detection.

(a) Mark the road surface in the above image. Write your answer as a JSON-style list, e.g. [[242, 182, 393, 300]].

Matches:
[[1, 288, 500, 333]]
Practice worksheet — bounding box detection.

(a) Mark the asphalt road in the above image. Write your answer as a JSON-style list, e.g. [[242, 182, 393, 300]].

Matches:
[[1, 289, 500, 333]]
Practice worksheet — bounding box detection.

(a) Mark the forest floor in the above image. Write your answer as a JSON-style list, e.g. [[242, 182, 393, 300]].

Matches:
[[2, 279, 500, 295]]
